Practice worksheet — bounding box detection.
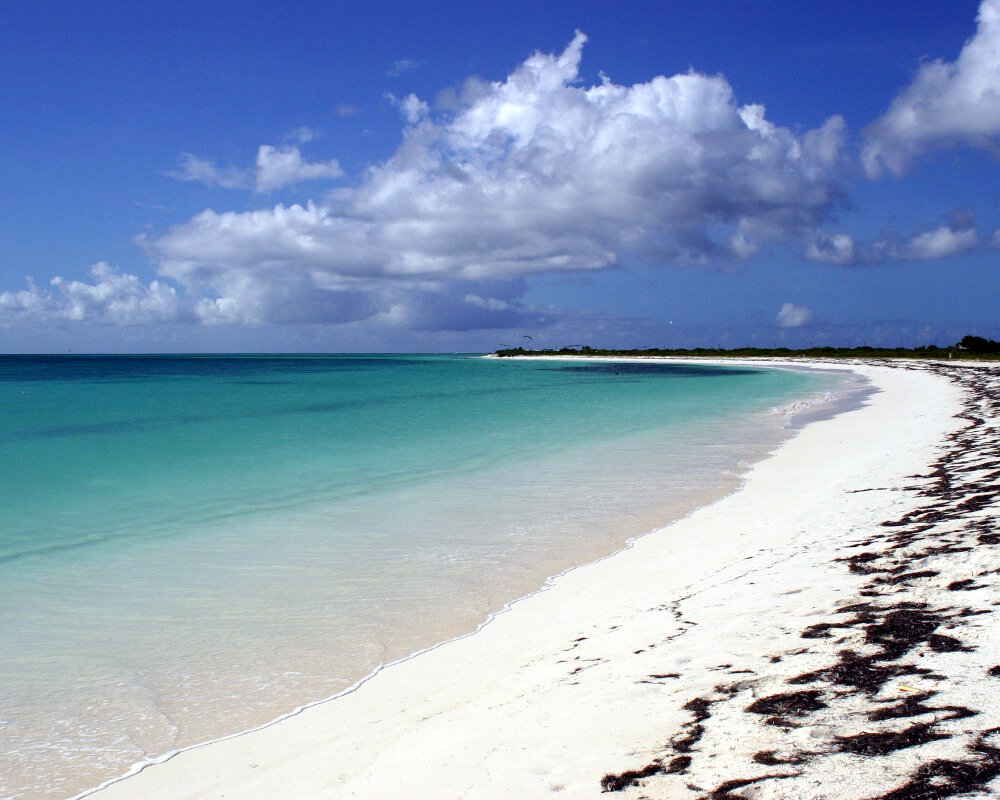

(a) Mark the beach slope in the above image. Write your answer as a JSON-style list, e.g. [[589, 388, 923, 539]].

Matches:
[[89, 361, 1000, 800]]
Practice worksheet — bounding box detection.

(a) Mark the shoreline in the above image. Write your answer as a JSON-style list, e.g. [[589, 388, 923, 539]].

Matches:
[[66, 357, 840, 800], [10, 355, 831, 800], [87, 360, 1000, 799]]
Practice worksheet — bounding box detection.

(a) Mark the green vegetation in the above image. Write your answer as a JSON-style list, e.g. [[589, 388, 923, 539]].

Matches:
[[495, 336, 1000, 361], [956, 335, 1000, 354]]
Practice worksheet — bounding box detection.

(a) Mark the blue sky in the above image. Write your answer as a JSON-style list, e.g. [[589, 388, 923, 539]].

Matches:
[[1, 0, 998, 352]]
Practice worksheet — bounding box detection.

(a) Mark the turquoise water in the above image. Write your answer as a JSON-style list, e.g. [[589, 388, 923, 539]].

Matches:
[[0, 355, 849, 799]]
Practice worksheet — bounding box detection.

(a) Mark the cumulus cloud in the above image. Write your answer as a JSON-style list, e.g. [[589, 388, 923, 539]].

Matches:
[[863, 0, 1000, 177], [0, 278, 51, 319], [170, 144, 343, 193], [140, 32, 849, 327], [776, 303, 813, 328], [0, 263, 180, 326]]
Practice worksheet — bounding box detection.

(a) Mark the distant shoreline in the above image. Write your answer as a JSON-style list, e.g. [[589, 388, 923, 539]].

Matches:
[[492, 342, 1000, 361]]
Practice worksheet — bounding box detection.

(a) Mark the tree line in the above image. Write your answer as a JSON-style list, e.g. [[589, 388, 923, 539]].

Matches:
[[495, 335, 1000, 360]]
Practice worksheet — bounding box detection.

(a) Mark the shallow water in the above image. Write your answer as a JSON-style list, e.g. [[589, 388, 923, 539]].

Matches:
[[0, 355, 851, 799]]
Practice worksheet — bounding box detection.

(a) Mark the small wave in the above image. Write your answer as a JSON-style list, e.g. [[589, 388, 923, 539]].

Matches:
[[772, 391, 836, 417]]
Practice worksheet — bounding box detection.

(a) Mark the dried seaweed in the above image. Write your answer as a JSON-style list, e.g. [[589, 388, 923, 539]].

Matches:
[[600, 762, 662, 792], [869, 692, 977, 723], [595, 364, 1000, 798], [835, 722, 950, 755], [866, 729, 1000, 799], [746, 690, 826, 723], [704, 774, 796, 799]]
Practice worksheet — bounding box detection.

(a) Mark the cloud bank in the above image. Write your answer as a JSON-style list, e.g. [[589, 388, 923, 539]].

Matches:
[[7, 16, 992, 336], [0, 263, 180, 326], [137, 32, 850, 328]]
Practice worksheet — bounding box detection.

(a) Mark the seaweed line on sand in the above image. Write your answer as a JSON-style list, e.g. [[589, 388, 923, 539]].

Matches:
[[599, 362, 1000, 799]]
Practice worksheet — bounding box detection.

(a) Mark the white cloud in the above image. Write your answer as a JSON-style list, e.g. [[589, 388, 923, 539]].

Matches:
[[464, 293, 512, 311], [0, 278, 51, 320], [806, 219, 980, 265], [387, 92, 429, 124], [254, 145, 343, 192], [170, 144, 343, 193], [0, 263, 180, 326], [142, 32, 848, 327], [806, 231, 856, 264], [776, 303, 812, 328], [852, 221, 980, 263], [170, 153, 250, 189], [52, 263, 180, 324], [863, 0, 1000, 177], [896, 225, 979, 260]]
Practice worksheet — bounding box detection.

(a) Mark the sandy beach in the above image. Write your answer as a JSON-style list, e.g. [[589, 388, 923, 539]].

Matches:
[[85, 359, 1000, 800]]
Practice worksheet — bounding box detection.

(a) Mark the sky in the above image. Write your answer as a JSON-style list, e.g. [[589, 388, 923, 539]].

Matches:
[[1, 0, 998, 353]]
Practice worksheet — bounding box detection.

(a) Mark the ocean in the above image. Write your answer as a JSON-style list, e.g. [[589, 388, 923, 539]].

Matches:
[[0, 354, 853, 799]]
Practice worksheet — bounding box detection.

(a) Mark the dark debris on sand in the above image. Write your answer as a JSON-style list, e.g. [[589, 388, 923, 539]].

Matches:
[[868, 729, 1000, 800], [596, 363, 1000, 798]]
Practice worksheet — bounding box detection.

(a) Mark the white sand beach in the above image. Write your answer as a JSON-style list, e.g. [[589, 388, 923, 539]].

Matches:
[[86, 360, 1000, 800]]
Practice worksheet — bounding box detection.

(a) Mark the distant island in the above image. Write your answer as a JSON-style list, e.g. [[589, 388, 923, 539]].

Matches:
[[495, 334, 1000, 361]]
